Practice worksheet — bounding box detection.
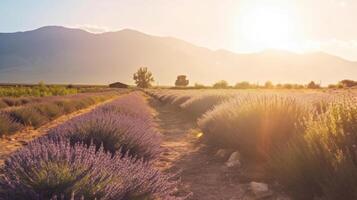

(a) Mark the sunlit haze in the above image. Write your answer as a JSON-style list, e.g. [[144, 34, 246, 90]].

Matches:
[[1, 0, 357, 61]]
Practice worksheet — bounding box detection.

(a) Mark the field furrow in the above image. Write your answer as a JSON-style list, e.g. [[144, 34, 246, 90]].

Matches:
[[0, 97, 117, 166]]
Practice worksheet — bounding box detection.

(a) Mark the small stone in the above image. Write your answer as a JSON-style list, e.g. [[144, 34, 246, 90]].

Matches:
[[249, 182, 273, 199], [225, 151, 241, 168], [215, 149, 228, 158]]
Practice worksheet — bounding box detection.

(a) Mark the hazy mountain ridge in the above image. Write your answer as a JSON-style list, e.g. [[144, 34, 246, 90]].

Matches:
[[0, 26, 356, 85]]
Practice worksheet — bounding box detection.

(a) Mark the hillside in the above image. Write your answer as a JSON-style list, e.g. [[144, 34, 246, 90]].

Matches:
[[0, 26, 356, 85]]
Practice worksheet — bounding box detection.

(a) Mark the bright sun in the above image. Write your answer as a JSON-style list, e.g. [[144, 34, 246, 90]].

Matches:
[[236, 5, 304, 52]]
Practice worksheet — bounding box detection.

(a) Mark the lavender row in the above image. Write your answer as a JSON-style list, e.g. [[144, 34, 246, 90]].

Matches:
[[47, 92, 161, 161], [148, 89, 357, 199], [0, 92, 180, 200], [0, 91, 122, 137]]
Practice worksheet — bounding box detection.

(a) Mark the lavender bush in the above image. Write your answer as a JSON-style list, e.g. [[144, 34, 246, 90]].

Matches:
[[180, 94, 232, 119], [198, 95, 311, 160], [48, 111, 161, 161], [0, 112, 24, 136], [269, 97, 357, 199], [0, 92, 118, 136], [9, 107, 49, 128], [33, 103, 64, 120], [98, 92, 153, 123], [46, 93, 160, 161], [0, 138, 178, 200], [0, 100, 8, 109]]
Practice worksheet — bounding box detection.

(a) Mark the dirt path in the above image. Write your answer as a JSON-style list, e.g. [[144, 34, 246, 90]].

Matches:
[[149, 97, 254, 200], [0, 98, 116, 166]]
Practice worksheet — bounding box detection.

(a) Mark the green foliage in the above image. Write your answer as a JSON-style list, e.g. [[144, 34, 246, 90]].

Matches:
[[307, 81, 321, 89], [194, 83, 206, 89], [274, 83, 305, 89], [328, 84, 343, 89], [133, 67, 154, 88], [0, 84, 77, 97], [33, 104, 63, 120], [10, 108, 49, 128], [339, 79, 357, 88], [264, 81, 274, 89], [0, 93, 117, 136], [0, 113, 24, 136], [213, 80, 229, 89], [175, 75, 189, 87], [234, 81, 251, 89]]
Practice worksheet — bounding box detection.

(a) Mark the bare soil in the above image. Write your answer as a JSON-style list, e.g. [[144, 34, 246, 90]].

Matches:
[[149, 96, 287, 200]]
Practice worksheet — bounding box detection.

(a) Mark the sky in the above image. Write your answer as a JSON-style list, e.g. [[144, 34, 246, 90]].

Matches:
[[1, 0, 357, 61]]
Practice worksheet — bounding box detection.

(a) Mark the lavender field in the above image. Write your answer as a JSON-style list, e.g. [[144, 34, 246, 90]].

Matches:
[[146, 88, 357, 199], [0, 88, 356, 200], [0, 92, 180, 199]]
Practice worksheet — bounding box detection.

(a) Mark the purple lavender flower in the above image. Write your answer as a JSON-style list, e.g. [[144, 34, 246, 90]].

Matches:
[[0, 138, 178, 200], [46, 93, 161, 161], [48, 110, 161, 161]]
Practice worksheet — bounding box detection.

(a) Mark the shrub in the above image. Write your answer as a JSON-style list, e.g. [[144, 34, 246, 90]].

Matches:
[[213, 80, 229, 89], [2, 97, 21, 106], [269, 97, 357, 199], [235, 81, 252, 89], [0, 92, 117, 135], [0, 85, 77, 97], [33, 103, 64, 120], [307, 81, 321, 89], [0, 139, 178, 200], [10, 108, 49, 128], [53, 100, 77, 114], [0, 100, 8, 109], [0, 112, 24, 136], [48, 111, 161, 161], [181, 94, 231, 119], [198, 95, 311, 160]]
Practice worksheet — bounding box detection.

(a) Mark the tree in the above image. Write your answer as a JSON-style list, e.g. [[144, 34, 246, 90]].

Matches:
[[307, 81, 320, 89], [283, 83, 293, 89], [235, 81, 250, 89], [339, 79, 357, 88], [133, 67, 154, 88], [175, 75, 189, 87], [213, 80, 229, 89], [264, 81, 274, 89]]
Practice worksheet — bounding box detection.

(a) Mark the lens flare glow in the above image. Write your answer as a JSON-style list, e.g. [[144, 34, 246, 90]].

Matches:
[[236, 5, 305, 52]]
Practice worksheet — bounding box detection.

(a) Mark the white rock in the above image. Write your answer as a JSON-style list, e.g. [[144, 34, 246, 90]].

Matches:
[[225, 151, 241, 168], [215, 149, 228, 158], [249, 182, 273, 199]]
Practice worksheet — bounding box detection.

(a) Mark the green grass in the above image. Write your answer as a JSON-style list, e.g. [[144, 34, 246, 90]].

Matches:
[[0, 85, 77, 97]]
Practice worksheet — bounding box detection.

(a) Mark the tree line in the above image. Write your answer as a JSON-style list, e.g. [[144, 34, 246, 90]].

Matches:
[[133, 67, 356, 89]]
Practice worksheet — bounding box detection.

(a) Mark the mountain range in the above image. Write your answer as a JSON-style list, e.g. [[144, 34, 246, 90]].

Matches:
[[0, 26, 356, 85]]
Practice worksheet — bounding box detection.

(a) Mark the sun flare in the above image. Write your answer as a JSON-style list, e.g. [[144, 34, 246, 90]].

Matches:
[[236, 5, 304, 52]]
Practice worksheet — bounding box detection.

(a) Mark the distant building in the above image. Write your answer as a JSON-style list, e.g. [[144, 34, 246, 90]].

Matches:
[[109, 82, 129, 88]]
